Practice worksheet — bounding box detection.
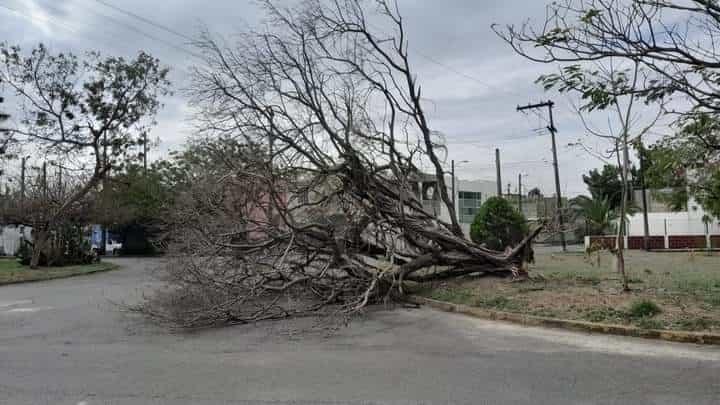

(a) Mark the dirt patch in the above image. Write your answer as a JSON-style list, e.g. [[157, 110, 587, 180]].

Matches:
[[417, 250, 720, 333]]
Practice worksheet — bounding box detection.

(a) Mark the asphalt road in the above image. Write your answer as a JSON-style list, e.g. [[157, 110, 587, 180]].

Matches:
[[1, 258, 719, 405]]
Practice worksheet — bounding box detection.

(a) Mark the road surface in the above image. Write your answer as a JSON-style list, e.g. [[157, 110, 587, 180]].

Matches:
[[1, 258, 718, 404]]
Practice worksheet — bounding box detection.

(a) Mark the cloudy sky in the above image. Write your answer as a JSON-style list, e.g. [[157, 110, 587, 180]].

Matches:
[[0, 0, 660, 197]]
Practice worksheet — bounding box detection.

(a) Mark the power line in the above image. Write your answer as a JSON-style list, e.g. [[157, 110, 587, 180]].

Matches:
[[98, 2, 541, 102], [365, 21, 533, 98], [77, 2, 201, 59], [444, 132, 544, 145], [92, 0, 195, 42], [27, 0, 202, 60], [0, 1, 162, 59]]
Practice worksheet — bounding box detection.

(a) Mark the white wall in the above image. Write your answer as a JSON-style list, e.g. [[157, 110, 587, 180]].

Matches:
[[626, 197, 719, 236], [1, 225, 32, 256]]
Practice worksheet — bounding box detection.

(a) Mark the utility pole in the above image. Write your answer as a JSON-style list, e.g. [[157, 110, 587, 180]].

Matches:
[[495, 148, 502, 197], [100, 132, 108, 256], [42, 161, 47, 201], [20, 157, 26, 213], [451, 159, 456, 209], [637, 137, 650, 250], [517, 100, 567, 252], [518, 173, 523, 214], [56, 164, 62, 195], [142, 131, 148, 175]]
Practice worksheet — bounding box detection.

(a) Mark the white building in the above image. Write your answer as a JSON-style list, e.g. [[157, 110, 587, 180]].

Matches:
[[415, 174, 498, 236]]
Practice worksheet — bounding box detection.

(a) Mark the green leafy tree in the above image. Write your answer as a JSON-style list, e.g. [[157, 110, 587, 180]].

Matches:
[[0, 43, 170, 268], [571, 195, 617, 235], [642, 144, 689, 211], [153, 136, 254, 191], [583, 165, 624, 210], [470, 197, 528, 251], [641, 114, 720, 217], [93, 163, 172, 254]]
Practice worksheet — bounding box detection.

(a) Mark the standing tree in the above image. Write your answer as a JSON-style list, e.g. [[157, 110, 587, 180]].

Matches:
[[470, 197, 529, 251], [0, 80, 9, 134], [0, 43, 170, 268], [137, 0, 540, 327], [91, 163, 173, 255], [493, 0, 720, 220], [582, 165, 625, 210], [0, 78, 12, 158], [521, 61, 662, 291], [570, 195, 618, 236]]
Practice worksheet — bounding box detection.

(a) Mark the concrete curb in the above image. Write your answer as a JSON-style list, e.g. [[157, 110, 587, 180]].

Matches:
[[0, 263, 120, 286], [407, 295, 720, 346]]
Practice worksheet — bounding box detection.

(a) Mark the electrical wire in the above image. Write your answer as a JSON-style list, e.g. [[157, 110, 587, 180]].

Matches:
[[92, 0, 195, 42], [6, 0, 567, 151], [21, 0, 203, 60]]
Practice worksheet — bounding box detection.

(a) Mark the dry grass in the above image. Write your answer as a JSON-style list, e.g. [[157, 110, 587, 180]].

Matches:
[[418, 250, 720, 333]]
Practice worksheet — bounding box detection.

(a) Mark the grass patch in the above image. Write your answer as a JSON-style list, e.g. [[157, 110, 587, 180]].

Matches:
[[428, 288, 475, 306], [582, 307, 628, 323], [671, 317, 716, 331], [0, 258, 22, 272], [417, 250, 720, 334], [475, 295, 525, 311], [0, 260, 119, 285], [705, 294, 720, 307], [628, 299, 662, 318], [636, 318, 665, 330]]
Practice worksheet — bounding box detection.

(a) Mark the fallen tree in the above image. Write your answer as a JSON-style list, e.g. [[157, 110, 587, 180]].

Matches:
[[139, 0, 541, 328]]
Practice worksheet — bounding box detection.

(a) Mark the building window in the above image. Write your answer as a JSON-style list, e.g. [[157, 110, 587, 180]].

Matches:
[[458, 191, 482, 223]]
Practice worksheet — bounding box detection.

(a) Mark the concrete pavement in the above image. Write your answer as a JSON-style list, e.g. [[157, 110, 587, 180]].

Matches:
[[0, 258, 719, 404]]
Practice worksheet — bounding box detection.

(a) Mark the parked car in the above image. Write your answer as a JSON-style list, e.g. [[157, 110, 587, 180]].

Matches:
[[93, 238, 122, 256]]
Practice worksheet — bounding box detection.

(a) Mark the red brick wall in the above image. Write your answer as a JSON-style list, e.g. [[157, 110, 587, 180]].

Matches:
[[590, 235, 715, 250], [668, 235, 707, 249], [627, 236, 665, 250], [712, 235, 720, 249]]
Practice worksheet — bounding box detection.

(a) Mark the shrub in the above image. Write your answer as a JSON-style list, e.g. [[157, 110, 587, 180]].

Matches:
[[17, 226, 97, 267], [636, 318, 665, 330], [583, 307, 627, 323], [628, 299, 662, 318], [470, 197, 528, 251]]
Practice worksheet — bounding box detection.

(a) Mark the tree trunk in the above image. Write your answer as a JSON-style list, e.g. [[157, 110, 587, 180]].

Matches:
[[29, 229, 48, 269], [616, 243, 628, 291], [616, 134, 631, 292], [28, 171, 107, 269]]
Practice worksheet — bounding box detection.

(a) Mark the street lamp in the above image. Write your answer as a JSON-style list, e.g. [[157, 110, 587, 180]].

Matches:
[[451, 159, 470, 208], [518, 172, 529, 214]]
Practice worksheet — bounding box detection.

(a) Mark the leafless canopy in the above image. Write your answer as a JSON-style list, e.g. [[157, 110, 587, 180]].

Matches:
[[140, 0, 539, 328]]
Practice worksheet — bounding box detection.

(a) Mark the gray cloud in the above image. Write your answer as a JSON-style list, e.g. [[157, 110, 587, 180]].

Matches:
[[0, 0, 629, 197]]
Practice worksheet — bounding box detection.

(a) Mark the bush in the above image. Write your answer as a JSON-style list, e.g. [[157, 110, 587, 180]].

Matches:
[[470, 197, 528, 251], [18, 225, 97, 267], [628, 299, 662, 318], [16, 240, 34, 266]]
